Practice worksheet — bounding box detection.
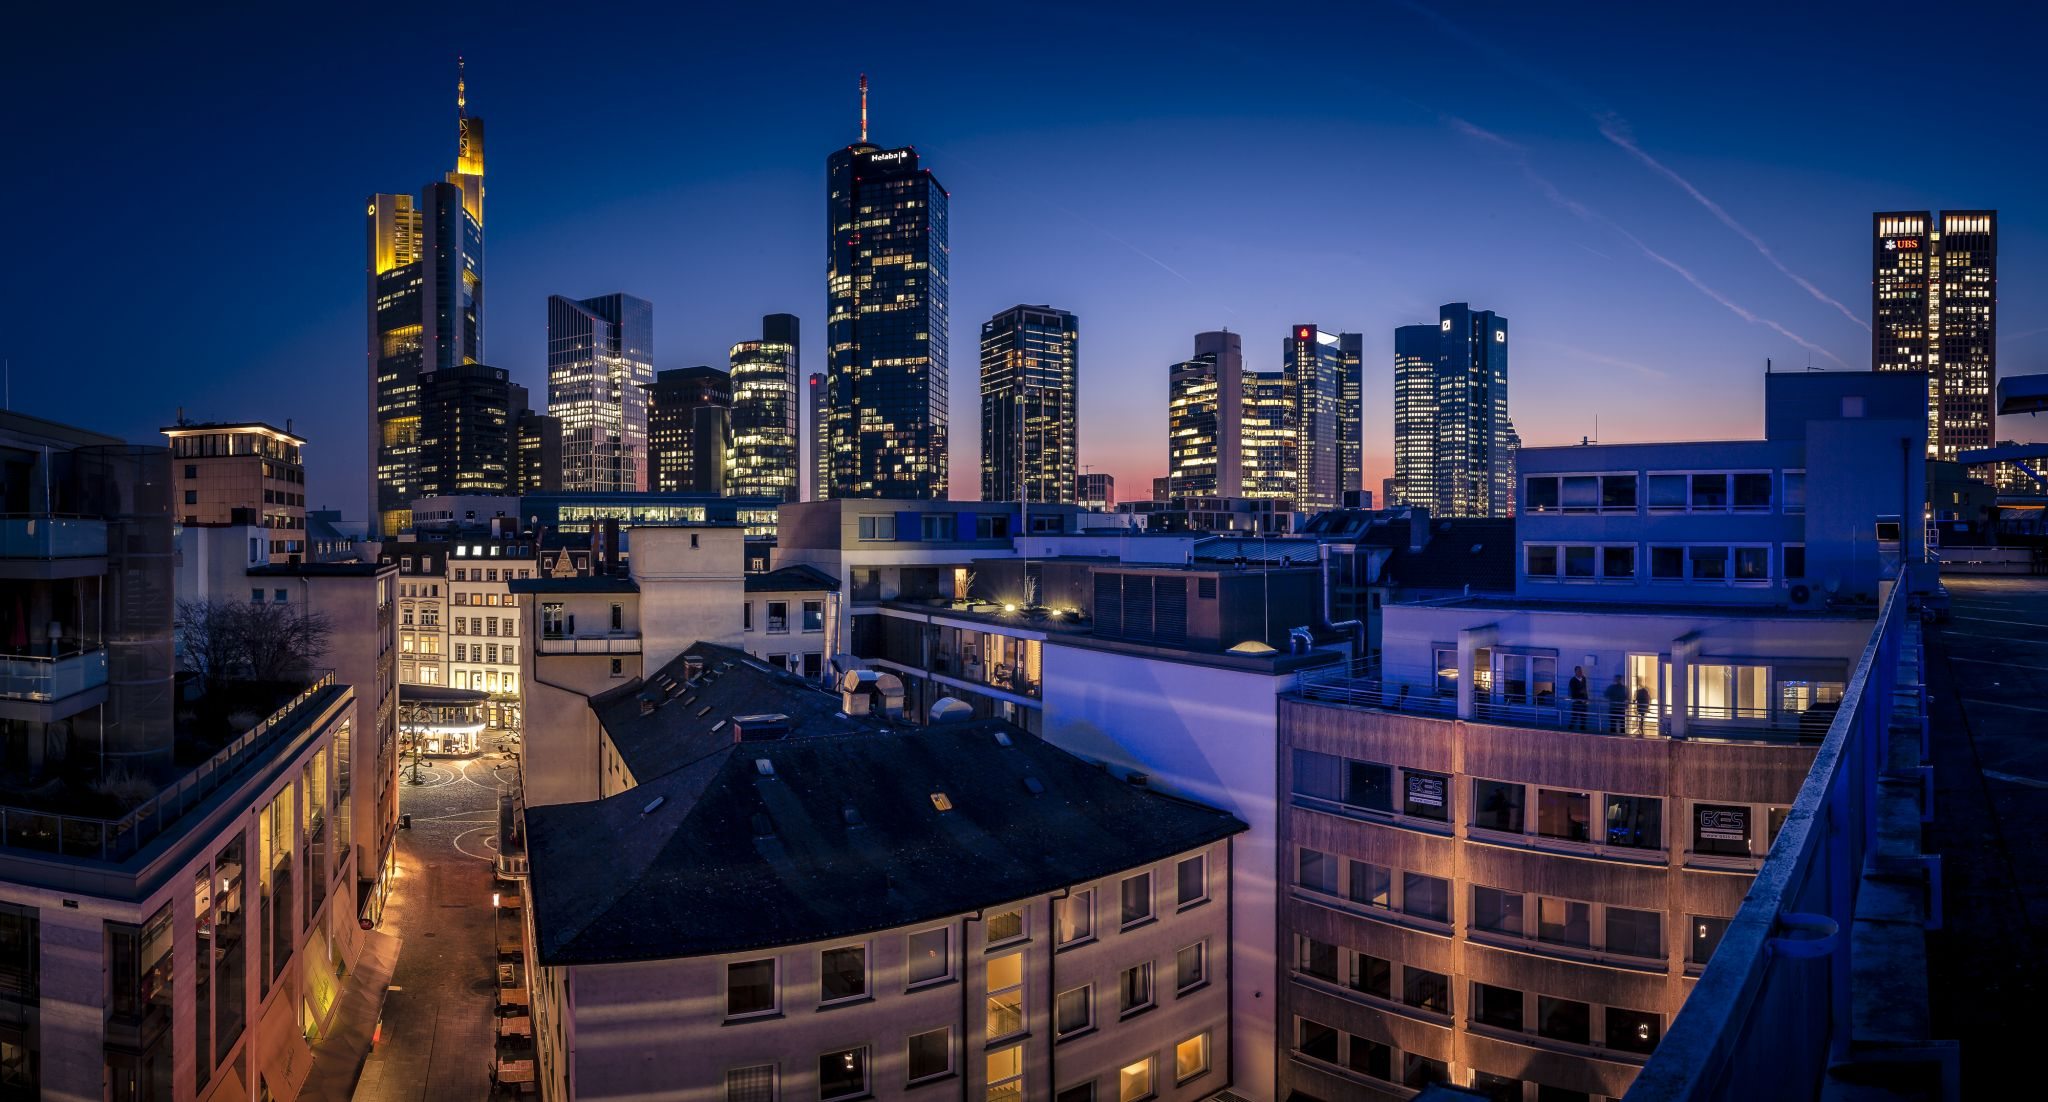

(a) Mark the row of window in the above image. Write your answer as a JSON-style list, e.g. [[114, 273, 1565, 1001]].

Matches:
[[398, 583, 441, 598], [743, 600, 825, 634], [1523, 543, 1806, 584], [452, 566, 531, 582], [450, 643, 515, 665], [1295, 1009, 1643, 1100], [445, 616, 517, 635], [1524, 471, 1804, 514], [453, 591, 519, 606], [723, 1034, 1208, 1102]]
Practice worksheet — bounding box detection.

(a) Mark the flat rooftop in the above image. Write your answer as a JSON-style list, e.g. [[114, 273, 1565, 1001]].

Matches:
[[1400, 594, 1879, 621]]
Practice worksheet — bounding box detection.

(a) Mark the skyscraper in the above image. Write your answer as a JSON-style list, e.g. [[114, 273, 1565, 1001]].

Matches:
[[417, 362, 513, 499], [728, 314, 802, 502], [510, 384, 563, 494], [825, 78, 950, 499], [648, 367, 732, 494], [1240, 369, 1296, 501], [547, 293, 655, 493], [366, 62, 487, 538], [1166, 331, 1243, 498], [1282, 325, 1360, 511], [1873, 211, 1997, 460], [980, 305, 1080, 504], [1338, 331, 1365, 496], [1394, 303, 1515, 517], [807, 372, 828, 500]]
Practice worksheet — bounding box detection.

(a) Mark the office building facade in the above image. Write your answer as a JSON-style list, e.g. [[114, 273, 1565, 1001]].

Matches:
[[1339, 332, 1365, 498], [807, 372, 828, 500], [980, 304, 1080, 505], [825, 124, 951, 499], [1242, 370, 1296, 502], [547, 293, 655, 493], [511, 385, 563, 495], [162, 420, 308, 561], [417, 362, 514, 499], [1872, 211, 1997, 460], [1285, 326, 1356, 512], [1167, 332, 1244, 499], [647, 367, 733, 495], [1393, 303, 1515, 518], [728, 313, 802, 502], [1077, 472, 1116, 510]]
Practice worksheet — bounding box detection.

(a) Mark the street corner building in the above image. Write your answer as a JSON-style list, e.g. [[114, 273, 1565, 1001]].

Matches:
[[516, 643, 1247, 1102]]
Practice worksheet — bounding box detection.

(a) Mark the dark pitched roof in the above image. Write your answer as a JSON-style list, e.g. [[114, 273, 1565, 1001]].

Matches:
[[744, 564, 840, 593], [1380, 518, 1518, 593], [507, 575, 638, 594], [247, 562, 386, 577], [524, 717, 1246, 966]]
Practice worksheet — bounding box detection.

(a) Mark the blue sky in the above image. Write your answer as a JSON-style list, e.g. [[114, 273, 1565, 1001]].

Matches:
[[4, 0, 2043, 514]]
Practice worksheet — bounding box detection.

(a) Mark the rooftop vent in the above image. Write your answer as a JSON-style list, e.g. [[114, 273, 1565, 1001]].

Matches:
[[754, 758, 775, 776], [991, 730, 1014, 747], [928, 697, 974, 724], [684, 655, 706, 681], [930, 792, 954, 812], [732, 714, 791, 742], [1022, 776, 1046, 796], [640, 796, 665, 815]]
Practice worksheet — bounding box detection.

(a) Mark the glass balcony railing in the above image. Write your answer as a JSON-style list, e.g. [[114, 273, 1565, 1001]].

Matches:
[[0, 649, 108, 702], [0, 516, 108, 558]]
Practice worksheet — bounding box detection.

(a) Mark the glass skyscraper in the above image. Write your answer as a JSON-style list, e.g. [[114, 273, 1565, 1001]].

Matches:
[[1166, 331, 1243, 498], [647, 367, 733, 494], [1283, 325, 1361, 511], [547, 293, 656, 493], [980, 305, 1079, 505], [1394, 303, 1516, 518], [1240, 370, 1296, 502], [825, 111, 950, 499], [728, 314, 802, 502], [1873, 211, 1997, 460]]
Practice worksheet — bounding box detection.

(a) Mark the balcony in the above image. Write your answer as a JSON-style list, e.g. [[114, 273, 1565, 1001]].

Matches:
[[0, 516, 107, 559], [0, 648, 108, 703], [535, 634, 641, 656]]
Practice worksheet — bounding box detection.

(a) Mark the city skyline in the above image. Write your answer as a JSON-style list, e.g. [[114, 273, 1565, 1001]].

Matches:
[[6, 3, 2046, 516]]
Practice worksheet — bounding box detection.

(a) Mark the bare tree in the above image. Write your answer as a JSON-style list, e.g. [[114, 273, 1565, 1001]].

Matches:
[[174, 598, 244, 696], [175, 598, 334, 689]]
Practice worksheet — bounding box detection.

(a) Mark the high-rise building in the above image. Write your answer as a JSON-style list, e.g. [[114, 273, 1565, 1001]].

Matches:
[[1241, 369, 1296, 502], [510, 384, 563, 494], [807, 372, 828, 500], [648, 367, 732, 494], [1873, 210, 1997, 460], [367, 62, 486, 538], [162, 419, 308, 561], [728, 314, 802, 502], [417, 362, 514, 499], [825, 80, 950, 499], [1076, 471, 1115, 510], [1339, 331, 1365, 496], [1393, 302, 1514, 517], [1282, 325, 1359, 511], [1167, 331, 1243, 498], [547, 293, 655, 493], [980, 304, 1079, 504]]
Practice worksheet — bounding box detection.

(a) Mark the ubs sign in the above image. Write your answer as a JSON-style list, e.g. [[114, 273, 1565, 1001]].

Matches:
[[1883, 237, 1921, 251]]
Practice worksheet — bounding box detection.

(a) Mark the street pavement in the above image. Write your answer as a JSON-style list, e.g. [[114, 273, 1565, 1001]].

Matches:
[[1923, 575, 2048, 1097], [351, 745, 518, 1102]]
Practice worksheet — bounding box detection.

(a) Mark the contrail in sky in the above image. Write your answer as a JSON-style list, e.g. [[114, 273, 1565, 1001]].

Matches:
[[1598, 116, 1869, 331]]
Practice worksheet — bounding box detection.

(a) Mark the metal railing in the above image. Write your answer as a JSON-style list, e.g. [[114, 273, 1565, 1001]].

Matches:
[[0, 671, 336, 863], [1625, 580, 1915, 1100], [534, 635, 641, 655], [0, 515, 108, 558], [0, 649, 109, 702]]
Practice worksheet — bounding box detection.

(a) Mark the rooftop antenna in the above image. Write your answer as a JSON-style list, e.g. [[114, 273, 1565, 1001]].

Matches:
[[859, 73, 868, 143], [457, 56, 467, 119]]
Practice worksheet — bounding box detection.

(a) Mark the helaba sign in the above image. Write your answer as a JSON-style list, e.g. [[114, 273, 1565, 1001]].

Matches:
[[864, 148, 913, 166]]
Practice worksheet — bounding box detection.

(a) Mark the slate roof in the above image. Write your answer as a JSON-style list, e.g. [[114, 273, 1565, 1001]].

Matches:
[[507, 575, 639, 594], [743, 563, 840, 593], [1379, 518, 1518, 593], [525, 649, 1247, 966]]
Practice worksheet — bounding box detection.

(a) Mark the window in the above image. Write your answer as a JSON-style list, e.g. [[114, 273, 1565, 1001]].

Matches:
[[1602, 474, 1638, 511], [1345, 759, 1393, 811], [1692, 665, 1769, 720], [1473, 779, 1524, 833], [818, 1047, 868, 1101], [1784, 544, 1807, 579], [1527, 477, 1560, 512], [1473, 886, 1524, 936], [1055, 985, 1093, 1038], [1733, 472, 1773, 509], [1121, 872, 1153, 926], [1119, 962, 1154, 1015], [1691, 473, 1729, 509], [609, 603, 623, 631], [1689, 545, 1728, 580], [1472, 982, 1524, 1030], [987, 909, 1026, 945], [1538, 995, 1591, 1044], [1174, 1034, 1210, 1083], [1607, 1007, 1662, 1054], [1606, 795, 1663, 849], [726, 959, 776, 1018], [1602, 545, 1636, 579], [726, 1065, 776, 1102], [802, 600, 824, 632], [1175, 942, 1206, 993], [1403, 872, 1450, 923], [906, 928, 950, 986], [1350, 952, 1392, 999], [1564, 545, 1595, 577], [1297, 848, 1338, 896], [1176, 855, 1207, 907], [1607, 907, 1663, 959], [1474, 1072, 1523, 1101], [1526, 544, 1559, 577], [1651, 545, 1685, 579], [1537, 898, 1591, 947], [743, 602, 753, 631], [857, 515, 896, 541], [1404, 967, 1449, 1014], [1297, 1019, 1339, 1063], [1347, 860, 1390, 909], [1524, 787, 1590, 843], [1119, 1057, 1155, 1102], [1539, 1088, 1593, 1102], [1290, 749, 1342, 800], [921, 514, 956, 540], [1403, 1054, 1449, 1090], [1688, 915, 1730, 965], [1647, 474, 1687, 510], [986, 953, 1025, 1040], [1403, 770, 1449, 820], [609, 658, 624, 678], [906, 1028, 951, 1083], [1493, 652, 1554, 704], [1056, 1085, 1094, 1102], [820, 945, 866, 1003], [1783, 470, 1806, 513], [767, 601, 789, 633], [1056, 890, 1094, 946], [1735, 546, 1771, 581], [1296, 935, 1338, 982], [1692, 802, 1752, 857], [542, 602, 565, 636], [1348, 1035, 1392, 1081]]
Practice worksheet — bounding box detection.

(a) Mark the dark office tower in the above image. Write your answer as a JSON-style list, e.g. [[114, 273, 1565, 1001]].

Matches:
[[807, 372, 828, 500], [367, 61, 486, 538], [980, 305, 1079, 505], [1873, 211, 1997, 460], [1166, 331, 1244, 498], [1282, 325, 1355, 511], [510, 384, 563, 494], [1240, 370, 1295, 501], [1393, 303, 1512, 517], [825, 80, 950, 499], [648, 367, 733, 493], [1338, 331, 1365, 495], [728, 314, 802, 502], [547, 293, 655, 493], [417, 362, 513, 498]]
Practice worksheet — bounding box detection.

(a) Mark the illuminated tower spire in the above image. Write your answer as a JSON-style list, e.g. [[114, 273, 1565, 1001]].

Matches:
[[859, 73, 868, 143], [457, 55, 467, 118]]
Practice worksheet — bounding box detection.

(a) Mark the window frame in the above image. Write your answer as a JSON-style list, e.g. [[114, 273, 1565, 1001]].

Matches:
[[1176, 854, 1208, 909], [905, 1027, 952, 1085], [1173, 1032, 1211, 1084], [817, 1046, 870, 1102], [1120, 872, 1154, 928], [1175, 941, 1206, 994], [1056, 889, 1095, 947], [1119, 960, 1156, 1017], [724, 958, 778, 1020], [905, 927, 951, 989], [1054, 983, 1094, 1039], [985, 951, 1026, 1042]]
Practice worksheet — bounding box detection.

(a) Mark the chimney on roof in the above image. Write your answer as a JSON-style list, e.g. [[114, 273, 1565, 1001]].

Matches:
[[684, 655, 705, 682], [732, 714, 790, 742]]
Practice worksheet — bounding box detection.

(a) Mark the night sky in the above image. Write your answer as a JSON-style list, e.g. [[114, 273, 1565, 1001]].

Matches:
[[5, 0, 2044, 517]]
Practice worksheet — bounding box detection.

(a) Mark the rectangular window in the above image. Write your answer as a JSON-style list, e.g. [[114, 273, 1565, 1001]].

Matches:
[[819, 945, 866, 1004], [726, 959, 776, 1018], [1560, 475, 1599, 512], [1538, 995, 1591, 1044], [1056, 890, 1094, 946], [857, 515, 896, 541], [1348, 1035, 1393, 1081], [1607, 907, 1663, 959], [1537, 898, 1591, 948], [1602, 474, 1638, 511], [1783, 470, 1806, 513], [907, 1028, 951, 1083], [1119, 961, 1154, 1015], [1691, 473, 1729, 509], [1176, 942, 1206, 992], [1689, 545, 1729, 580], [1473, 779, 1524, 833], [1350, 952, 1392, 999], [818, 1047, 868, 1101], [743, 602, 753, 631], [1297, 1019, 1339, 1063], [1607, 1007, 1662, 1054], [1536, 789, 1592, 841], [1472, 886, 1524, 936], [1402, 770, 1449, 820], [1403, 967, 1449, 1014], [987, 1046, 1023, 1099], [726, 1065, 776, 1102], [1784, 544, 1807, 579], [921, 514, 956, 540], [1527, 477, 1560, 512], [1647, 474, 1688, 510], [1525, 544, 1558, 577], [906, 928, 950, 986], [1693, 803, 1753, 856], [1176, 855, 1206, 907], [1347, 860, 1390, 909], [1295, 935, 1338, 982], [802, 600, 824, 632], [987, 909, 1026, 945], [1732, 472, 1773, 509], [1174, 1033, 1210, 1083], [1404, 1054, 1449, 1090], [1345, 759, 1394, 811], [1290, 749, 1343, 801], [1297, 848, 1339, 896], [986, 952, 1025, 1040], [1472, 982, 1524, 1031], [1602, 545, 1636, 579], [1055, 985, 1093, 1038], [1119, 1057, 1155, 1102], [766, 601, 789, 633], [1606, 794, 1664, 849], [1688, 915, 1730, 965], [1651, 545, 1685, 579], [1735, 546, 1771, 581], [1056, 1085, 1094, 1102], [1120, 872, 1153, 926], [1403, 872, 1450, 923], [1564, 545, 1596, 578]]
